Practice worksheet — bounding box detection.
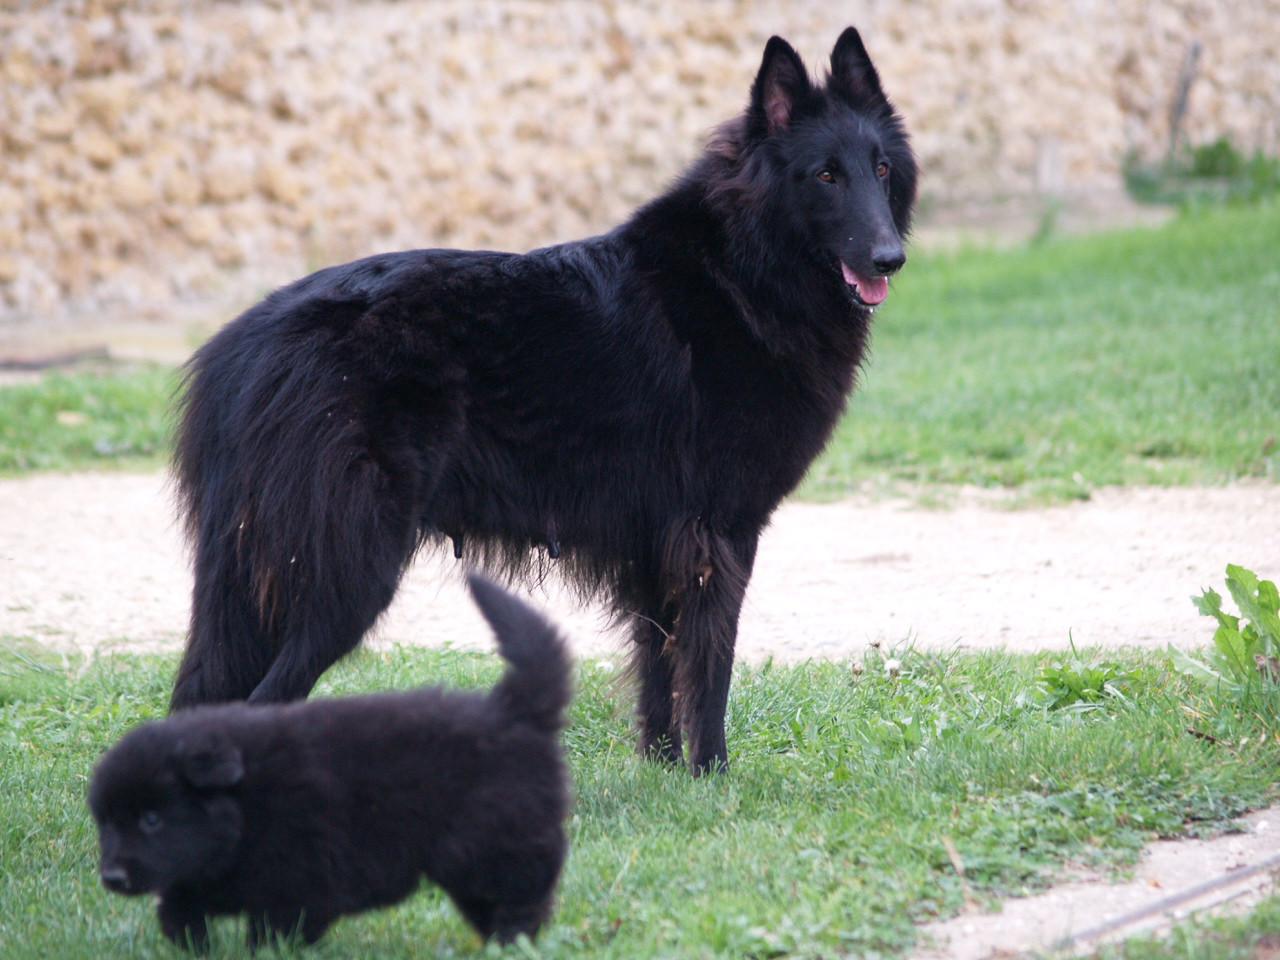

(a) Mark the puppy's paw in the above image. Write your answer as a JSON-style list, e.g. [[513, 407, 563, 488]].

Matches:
[[157, 894, 210, 953]]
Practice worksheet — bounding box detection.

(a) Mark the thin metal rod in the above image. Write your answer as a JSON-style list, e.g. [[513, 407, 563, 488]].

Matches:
[[1053, 849, 1280, 952]]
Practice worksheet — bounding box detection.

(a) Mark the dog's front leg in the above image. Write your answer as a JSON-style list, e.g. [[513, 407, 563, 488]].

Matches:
[[157, 889, 209, 952], [671, 530, 759, 776]]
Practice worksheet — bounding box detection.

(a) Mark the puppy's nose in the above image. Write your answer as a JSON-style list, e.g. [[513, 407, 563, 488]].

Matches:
[[871, 244, 906, 277], [100, 865, 130, 893]]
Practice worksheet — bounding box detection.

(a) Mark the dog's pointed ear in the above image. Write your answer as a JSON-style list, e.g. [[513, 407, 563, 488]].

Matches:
[[829, 27, 884, 105], [175, 730, 244, 789], [750, 36, 810, 136]]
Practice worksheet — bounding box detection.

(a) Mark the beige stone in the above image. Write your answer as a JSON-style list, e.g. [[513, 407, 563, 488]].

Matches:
[[108, 163, 154, 210], [162, 166, 204, 207], [181, 208, 222, 247], [212, 239, 246, 268], [203, 162, 256, 204], [35, 170, 84, 216], [0, 184, 23, 219], [35, 110, 77, 141], [79, 76, 134, 127], [76, 128, 121, 169], [259, 162, 305, 205]]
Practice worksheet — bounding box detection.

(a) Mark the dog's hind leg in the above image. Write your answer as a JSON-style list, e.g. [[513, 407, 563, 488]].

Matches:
[[666, 526, 759, 776], [171, 544, 278, 710], [628, 585, 683, 764], [246, 453, 423, 704]]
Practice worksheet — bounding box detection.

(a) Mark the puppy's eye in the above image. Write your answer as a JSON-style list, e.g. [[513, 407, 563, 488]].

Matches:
[[816, 169, 836, 184], [139, 810, 163, 834], [876, 161, 890, 179]]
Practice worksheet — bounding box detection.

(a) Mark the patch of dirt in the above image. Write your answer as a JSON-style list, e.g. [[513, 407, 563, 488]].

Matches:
[[913, 808, 1280, 959], [2, 472, 1277, 664]]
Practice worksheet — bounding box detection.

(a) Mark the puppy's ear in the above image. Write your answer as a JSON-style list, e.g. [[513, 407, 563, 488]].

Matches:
[[829, 27, 885, 105], [174, 730, 244, 789], [749, 36, 810, 137]]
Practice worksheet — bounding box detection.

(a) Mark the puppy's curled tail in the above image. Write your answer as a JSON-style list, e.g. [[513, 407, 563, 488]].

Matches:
[[469, 574, 571, 732]]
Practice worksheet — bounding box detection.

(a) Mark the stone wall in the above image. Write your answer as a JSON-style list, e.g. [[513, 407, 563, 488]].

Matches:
[[2, 0, 1277, 321]]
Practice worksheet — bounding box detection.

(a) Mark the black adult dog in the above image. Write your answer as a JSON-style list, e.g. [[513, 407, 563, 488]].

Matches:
[[90, 575, 570, 950], [171, 27, 916, 774]]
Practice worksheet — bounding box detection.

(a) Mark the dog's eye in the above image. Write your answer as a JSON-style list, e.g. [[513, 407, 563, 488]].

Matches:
[[816, 169, 836, 184], [876, 161, 890, 179], [139, 810, 163, 834]]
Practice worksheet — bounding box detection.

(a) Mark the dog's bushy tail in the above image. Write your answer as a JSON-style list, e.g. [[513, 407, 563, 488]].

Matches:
[[469, 574, 571, 732]]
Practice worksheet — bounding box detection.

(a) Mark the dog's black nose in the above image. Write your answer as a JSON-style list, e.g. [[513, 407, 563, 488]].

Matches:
[[872, 245, 906, 277], [100, 865, 130, 893]]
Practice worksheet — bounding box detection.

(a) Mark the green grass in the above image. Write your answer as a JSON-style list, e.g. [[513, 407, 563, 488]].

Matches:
[[1098, 894, 1280, 959], [3, 204, 1278, 499], [0, 365, 175, 474], [2, 642, 1278, 958]]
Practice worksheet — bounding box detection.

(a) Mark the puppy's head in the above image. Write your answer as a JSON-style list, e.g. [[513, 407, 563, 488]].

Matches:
[[88, 718, 245, 895]]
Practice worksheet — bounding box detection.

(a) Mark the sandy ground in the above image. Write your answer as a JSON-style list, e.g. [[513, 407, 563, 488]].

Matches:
[[2, 472, 1279, 662]]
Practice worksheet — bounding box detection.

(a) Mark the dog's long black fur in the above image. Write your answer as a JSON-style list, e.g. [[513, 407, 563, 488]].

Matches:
[[90, 575, 570, 950], [170, 27, 916, 773]]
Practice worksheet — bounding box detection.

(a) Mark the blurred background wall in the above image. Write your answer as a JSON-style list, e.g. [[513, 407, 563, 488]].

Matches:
[[1, 0, 1277, 325]]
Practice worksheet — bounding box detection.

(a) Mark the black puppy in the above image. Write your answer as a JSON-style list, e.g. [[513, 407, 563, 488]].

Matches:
[[89, 575, 570, 951], [170, 27, 916, 775]]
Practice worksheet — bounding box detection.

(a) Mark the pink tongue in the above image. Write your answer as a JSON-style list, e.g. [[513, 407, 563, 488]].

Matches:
[[841, 262, 889, 305]]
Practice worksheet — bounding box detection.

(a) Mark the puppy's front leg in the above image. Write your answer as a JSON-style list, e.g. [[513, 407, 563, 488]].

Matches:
[[490, 896, 554, 944], [246, 908, 330, 950], [246, 914, 268, 952], [157, 890, 209, 952]]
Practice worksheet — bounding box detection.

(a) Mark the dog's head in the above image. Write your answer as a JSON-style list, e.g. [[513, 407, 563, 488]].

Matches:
[[713, 28, 917, 310], [88, 719, 245, 896]]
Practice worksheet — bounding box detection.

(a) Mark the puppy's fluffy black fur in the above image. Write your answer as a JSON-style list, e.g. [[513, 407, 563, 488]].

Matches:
[[89, 575, 570, 950], [170, 27, 916, 774]]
